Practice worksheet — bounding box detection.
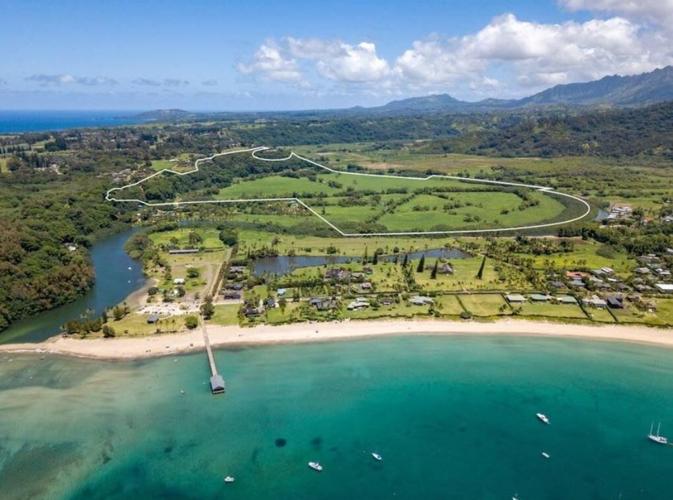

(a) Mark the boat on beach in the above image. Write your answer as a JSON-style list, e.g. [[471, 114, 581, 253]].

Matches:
[[308, 461, 323, 472], [648, 422, 668, 445], [536, 413, 550, 425]]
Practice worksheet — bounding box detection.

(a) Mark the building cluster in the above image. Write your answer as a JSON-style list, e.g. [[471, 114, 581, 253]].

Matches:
[[605, 204, 633, 222], [220, 265, 248, 301]]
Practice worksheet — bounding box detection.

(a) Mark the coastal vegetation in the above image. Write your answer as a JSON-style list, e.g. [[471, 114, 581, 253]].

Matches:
[[4, 100, 673, 337]]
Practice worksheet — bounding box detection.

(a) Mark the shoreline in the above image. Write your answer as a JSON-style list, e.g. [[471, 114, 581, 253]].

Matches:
[[1, 318, 673, 360]]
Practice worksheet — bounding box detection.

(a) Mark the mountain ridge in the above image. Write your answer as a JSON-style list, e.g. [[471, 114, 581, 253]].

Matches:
[[138, 66, 673, 120]]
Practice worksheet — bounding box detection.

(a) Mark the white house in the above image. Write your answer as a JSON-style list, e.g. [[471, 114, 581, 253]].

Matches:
[[409, 296, 433, 306]]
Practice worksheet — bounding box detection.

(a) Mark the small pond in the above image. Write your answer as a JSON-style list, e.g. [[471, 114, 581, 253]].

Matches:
[[251, 247, 470, 276]]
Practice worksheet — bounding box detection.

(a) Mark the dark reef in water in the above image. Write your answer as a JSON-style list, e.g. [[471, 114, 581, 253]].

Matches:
[[310, 437, 323, 450], [274, 438, 287, 448]]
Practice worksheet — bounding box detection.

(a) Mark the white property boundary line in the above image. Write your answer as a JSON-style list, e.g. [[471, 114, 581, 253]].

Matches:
[[106, 147, 591, 237]]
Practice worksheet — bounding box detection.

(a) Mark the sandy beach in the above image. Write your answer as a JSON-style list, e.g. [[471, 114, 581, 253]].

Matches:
[[1, 318, 673, 360]]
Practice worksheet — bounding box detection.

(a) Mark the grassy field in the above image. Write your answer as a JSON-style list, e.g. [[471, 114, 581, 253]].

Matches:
[[433, 295, 465, 315], [584, 307, 616, 323], [294, 142, 673, 221], [146, 249, 229, 298], [217, 175, 340, 198], [210, 304, 240, 326], [611, 305, 658, 325], [149, 227, 225, 250], [150, 159, 177, 171], [148, 151, 581, 233], [105, 313, 192, 336], [377, 191, 565, 231], [265, 302, 306, 324], [0, 158, 8, 173], [460, 294, 510, 316], [517, 302, 588, 320], [293, 143, 623, 177], [237, 229, 466, 256], [345, 301, 430, 320], [320, 203, 381, 226], [527, 240, 634, 274], [645, 299, 673, 327], [151, 154, 195, 172], [414, 256, 531, 292]]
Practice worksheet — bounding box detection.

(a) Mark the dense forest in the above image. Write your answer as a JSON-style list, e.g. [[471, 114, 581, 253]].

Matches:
[[424, 102, 673, 159], [0, 145, 136, 331]]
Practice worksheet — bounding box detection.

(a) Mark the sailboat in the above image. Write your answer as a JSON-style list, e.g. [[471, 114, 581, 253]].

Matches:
[[648, 422, 668, 445]]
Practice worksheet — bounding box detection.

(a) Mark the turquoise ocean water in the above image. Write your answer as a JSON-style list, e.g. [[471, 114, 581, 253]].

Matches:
[[1, 336, 673, 499]]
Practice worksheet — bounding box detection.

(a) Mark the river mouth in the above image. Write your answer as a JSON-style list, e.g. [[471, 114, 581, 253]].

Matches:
[[0, 228, 146, 344]]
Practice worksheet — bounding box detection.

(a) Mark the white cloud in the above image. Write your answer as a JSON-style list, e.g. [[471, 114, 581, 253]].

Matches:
[[287, 38, 390, 82], [463, 14, 663, 86], [394, 37, 483, 86], [26, 74, 117, 86], [163, 78, 189, 87], [238, 38, 389, 85], [132, 78, 161, 87], [239, 11, 673, 98], [560, 0, 673, 25], [237, 42, 303, 83], [131, 78, 189, 88], [394, 13, 671, 92]]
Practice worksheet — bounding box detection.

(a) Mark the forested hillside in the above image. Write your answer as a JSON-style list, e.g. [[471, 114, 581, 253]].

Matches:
[[0, 146, 136, 331], [424, 102, 673, 159]]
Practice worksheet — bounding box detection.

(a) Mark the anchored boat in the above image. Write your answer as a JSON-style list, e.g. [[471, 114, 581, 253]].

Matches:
[[648, 422, 668, 445]]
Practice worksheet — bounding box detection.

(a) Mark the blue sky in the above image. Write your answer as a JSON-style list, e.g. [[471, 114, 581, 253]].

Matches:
[[1, 0, 671, 110]]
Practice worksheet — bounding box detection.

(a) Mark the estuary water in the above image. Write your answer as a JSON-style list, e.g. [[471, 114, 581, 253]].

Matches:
[[0, 229, 145, 344], [1, 336, 673, 499]]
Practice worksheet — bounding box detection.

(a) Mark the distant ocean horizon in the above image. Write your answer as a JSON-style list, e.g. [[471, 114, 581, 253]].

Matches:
[[0, 110, 146, 134]]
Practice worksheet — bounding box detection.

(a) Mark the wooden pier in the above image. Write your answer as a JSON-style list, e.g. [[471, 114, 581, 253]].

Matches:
[[202, 324, 225, 394], [204, 253, 229, 395]]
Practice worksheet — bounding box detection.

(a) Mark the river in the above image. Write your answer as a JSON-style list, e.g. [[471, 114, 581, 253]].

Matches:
[[0, 229, 145, 344]]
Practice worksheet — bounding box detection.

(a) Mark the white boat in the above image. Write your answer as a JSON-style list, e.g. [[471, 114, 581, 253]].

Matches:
[[371, 452, 383, 461], [648, 422, 668, 445], [541, 452, 551, 459], [224, 476, 235, 483], [308, 461, 323, 472], [536, 413, 550, 425]]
